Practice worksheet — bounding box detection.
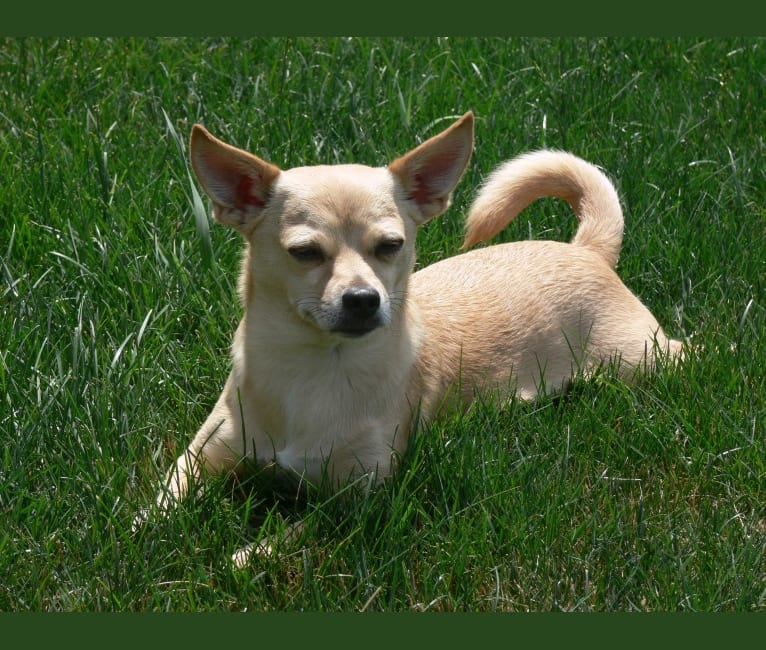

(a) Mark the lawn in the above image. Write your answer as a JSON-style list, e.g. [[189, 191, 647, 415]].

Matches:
[[1, 36, 764, 611]]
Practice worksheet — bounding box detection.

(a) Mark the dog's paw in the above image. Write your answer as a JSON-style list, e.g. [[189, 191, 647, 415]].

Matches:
[[131, 507, 151, 534], [231, 539, 275, 569], [230, 520, 305, 569]]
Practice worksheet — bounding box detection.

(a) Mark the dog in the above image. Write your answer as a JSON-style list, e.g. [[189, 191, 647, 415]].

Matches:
[[139, 111, 682, 564]]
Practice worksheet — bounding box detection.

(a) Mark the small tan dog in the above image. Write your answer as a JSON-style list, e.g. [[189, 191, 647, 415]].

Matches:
[[142, 111, 682, 563]]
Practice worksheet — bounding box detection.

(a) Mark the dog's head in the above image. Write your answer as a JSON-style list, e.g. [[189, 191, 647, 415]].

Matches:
[[189, 112, 474, 340]]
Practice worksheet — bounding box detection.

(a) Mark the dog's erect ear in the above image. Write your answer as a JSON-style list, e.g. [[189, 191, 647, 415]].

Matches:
[[190, 125, 281, 234], [388, 111, 474, 224]]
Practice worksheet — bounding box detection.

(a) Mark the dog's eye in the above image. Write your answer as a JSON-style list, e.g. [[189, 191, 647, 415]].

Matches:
[[288, 245, 325, 264], [374, 238, 404, 259]]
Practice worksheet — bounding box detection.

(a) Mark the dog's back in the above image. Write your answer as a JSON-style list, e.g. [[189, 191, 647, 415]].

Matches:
[[409, 150, 681, 414]]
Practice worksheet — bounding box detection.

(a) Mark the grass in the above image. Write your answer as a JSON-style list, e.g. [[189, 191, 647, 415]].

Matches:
[[1, 36, 764, 611]]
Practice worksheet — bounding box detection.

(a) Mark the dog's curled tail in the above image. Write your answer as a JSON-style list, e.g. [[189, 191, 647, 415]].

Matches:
[[463, 150, 624, 268]]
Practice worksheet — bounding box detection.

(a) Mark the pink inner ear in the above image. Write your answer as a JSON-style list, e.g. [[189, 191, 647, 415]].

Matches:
[[408, 174, 430, 204], [235, 175, 266, 210], [406, 146, 464, 205]]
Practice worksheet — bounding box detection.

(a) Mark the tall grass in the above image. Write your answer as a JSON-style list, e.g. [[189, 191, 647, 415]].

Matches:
[[1, 37, 764, 611]]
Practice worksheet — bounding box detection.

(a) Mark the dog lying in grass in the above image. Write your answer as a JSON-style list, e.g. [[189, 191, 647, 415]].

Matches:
[[137, 111, 682, 565]]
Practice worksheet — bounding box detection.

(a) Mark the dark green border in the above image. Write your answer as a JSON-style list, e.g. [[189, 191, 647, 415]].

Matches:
[[3, 1, 765, 36], [2, 6, 763, 641], [3, 612, 763, 646]]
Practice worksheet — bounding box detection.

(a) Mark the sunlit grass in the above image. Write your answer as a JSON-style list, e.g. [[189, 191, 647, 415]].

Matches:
[[1, 36, 764, 611]]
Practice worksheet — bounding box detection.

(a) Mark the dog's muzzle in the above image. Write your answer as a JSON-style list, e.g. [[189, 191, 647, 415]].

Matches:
[[333, 286, 383, 337]]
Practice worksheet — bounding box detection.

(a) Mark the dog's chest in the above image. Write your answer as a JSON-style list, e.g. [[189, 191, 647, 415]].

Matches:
[[244, 344, 408, 474]]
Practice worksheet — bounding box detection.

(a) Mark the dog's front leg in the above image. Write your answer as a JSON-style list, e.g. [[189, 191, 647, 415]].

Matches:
[[134, 382, 246, 529], [155, 443, 207, 510]]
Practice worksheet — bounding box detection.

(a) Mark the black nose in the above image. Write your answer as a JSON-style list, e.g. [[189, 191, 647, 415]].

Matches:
[[342, 287, 380, 318]]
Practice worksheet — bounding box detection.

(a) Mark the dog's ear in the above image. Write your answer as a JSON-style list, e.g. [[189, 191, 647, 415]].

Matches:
[[190, 125, 281, 234], [389, 111, 474, 224]]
